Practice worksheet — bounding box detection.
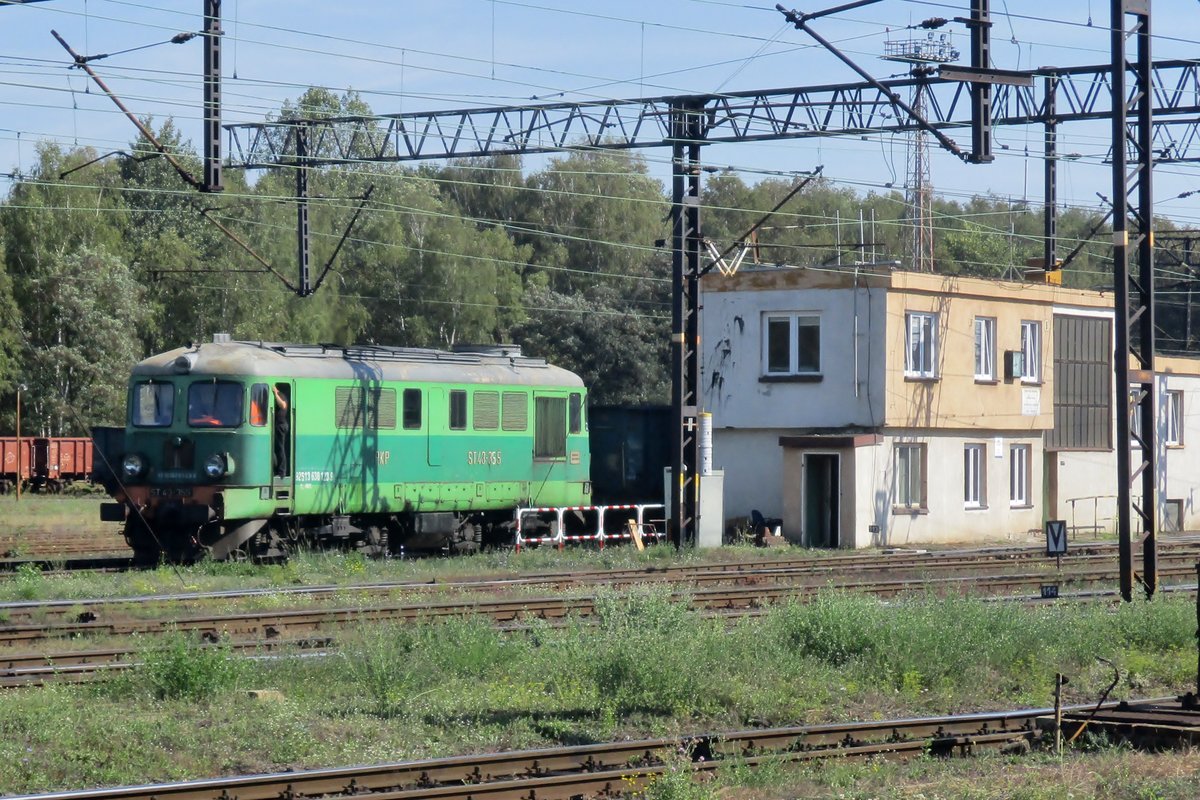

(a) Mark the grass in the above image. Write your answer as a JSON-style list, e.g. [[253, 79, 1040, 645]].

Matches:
[[1, 588, 1197, 794], [0, 492, 116, 532], [707, 748, 1200, 800], [0, 540, 833, 603]]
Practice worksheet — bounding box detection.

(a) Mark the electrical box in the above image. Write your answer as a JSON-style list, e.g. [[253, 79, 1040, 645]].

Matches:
[[1004, 350, 1025, 381]]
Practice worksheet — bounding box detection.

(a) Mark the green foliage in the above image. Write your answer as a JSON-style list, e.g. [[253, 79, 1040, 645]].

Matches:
[[135, 631, 241, 700], [13, 562, 43, 600], [635, 748, 716, 800]]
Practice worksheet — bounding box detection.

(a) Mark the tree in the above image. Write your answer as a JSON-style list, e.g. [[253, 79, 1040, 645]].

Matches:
[[512, 283, 669, 405], [17, 247, 146, 434]]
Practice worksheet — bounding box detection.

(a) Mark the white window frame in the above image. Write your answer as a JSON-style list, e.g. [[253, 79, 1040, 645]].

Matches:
[[964, 443, 986, 509], [1166, 389, 1183, 447], [905, 312, 938, 379], [1020, 320, 1041, 384], [974, 317, 996, 381], [1009, 443, 1031, 507], [894, 443, 926, 510], [763, 313, 821, 376], [1129, 388, 1147, 447]]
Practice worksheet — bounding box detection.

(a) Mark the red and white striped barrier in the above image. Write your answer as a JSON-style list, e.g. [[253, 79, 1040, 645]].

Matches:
[[514, 503, 666, 551]]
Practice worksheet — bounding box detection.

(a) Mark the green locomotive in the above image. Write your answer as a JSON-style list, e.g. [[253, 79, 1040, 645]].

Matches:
[[102, 339, 591, 562]]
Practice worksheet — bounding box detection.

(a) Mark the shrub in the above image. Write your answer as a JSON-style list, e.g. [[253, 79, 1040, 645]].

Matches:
[[136, 631, 242, 700]]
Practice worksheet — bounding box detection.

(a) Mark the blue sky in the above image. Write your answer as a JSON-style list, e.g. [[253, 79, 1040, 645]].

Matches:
[[1, 0, 1198, 225]]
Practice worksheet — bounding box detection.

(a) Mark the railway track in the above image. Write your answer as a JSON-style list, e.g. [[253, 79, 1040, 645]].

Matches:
[[3, 701, 1151, 800], [6, 536, 1200, 626], [2, 573, 1195, 689], [3, 532, 1198, 576]]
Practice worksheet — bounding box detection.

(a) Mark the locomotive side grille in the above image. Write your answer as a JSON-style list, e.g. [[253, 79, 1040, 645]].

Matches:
[[474, 391, 499, 430], [372, 389, 397, 429], [336, 386, 398, 429], [502, 391, 528, 431], [163, 438, 194, 470], [335, 387, 363, 428]]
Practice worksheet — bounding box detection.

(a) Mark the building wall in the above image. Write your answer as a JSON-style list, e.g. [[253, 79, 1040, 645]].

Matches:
[[709, 427, 791, 522], [1158, 358, 1200, 530], [873, 430, 1044, 546], [701, 273, 886, 430], [883, 274, 1077, 431], [1054, 355, 1200, 538]]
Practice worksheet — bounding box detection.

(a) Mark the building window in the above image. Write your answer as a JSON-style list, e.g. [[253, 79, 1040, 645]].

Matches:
[[905, 312, 938, 378], [1020, 320, 1041, 383], [964, 444, 986, 508], [1129, 388, 1147, 447], [1010, 443, 1031, 507], [974, 317, 996, 381], [1167, 390, 1183, 446], [763, 313, 821, 375], [895, 443, 926, 509]]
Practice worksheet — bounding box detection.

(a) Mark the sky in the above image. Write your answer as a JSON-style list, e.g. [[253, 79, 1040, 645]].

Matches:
[[0, 0, 1198, 227]]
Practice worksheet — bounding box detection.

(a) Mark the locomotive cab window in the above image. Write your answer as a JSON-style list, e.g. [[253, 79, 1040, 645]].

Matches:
[[403, 388, 422, 430], [569, 393, 583, 434], [535, 396, 568, 459], [188, 381, 243, 427], [249, 384, 269, 426], [132, 381, 175, 427], [449, 390, 467, 430]]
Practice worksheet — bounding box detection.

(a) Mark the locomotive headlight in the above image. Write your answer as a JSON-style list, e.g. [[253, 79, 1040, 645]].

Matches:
[[203, 453, 234, 479], [121, 453, 146, 479]]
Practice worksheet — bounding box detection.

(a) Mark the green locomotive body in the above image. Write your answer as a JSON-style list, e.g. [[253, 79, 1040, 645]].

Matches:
[[105, 340, 590, 561]]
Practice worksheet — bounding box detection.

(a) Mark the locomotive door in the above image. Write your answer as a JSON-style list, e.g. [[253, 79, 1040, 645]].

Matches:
[[531, 393, 567, 503], [427, 388, 443, 466], [272, 382, 293, 493]]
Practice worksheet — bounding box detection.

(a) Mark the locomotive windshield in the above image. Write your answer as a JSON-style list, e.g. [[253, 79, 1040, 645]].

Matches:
[[132, 381, 175, 427], [188, 381, 244, 427]]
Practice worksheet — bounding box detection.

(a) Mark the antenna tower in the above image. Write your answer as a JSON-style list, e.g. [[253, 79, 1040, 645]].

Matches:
[[883, 31, 960, 272]]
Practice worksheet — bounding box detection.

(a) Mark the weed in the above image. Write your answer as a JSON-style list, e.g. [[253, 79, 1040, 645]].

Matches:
[[133, 631, 242, 700], [13, 562, 43, 600], [340, 623, 421, 718], [633, 747, 716, 800]]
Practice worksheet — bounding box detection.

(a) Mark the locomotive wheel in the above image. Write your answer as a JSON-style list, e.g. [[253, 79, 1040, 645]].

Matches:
[[451, 522, 482, 554], [361, 525, 389, 559]]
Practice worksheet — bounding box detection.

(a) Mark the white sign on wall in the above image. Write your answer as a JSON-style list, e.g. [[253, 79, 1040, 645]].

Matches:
[[1021, 388, 1040, 416], [994, 436, 1004, 458]]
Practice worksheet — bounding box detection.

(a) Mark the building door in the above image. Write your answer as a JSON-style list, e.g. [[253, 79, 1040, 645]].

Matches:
[[803, 453, 839, 548]]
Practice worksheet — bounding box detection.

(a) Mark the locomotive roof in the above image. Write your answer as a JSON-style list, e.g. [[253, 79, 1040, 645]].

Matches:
[[131, 341, 585, 388]]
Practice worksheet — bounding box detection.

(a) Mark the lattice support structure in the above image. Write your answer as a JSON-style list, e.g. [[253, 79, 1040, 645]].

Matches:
[[1111, 0, 1157, 601], [202, 0, 223, 192], [907, 82, 934, 272], [669, 101, 705, 546]]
